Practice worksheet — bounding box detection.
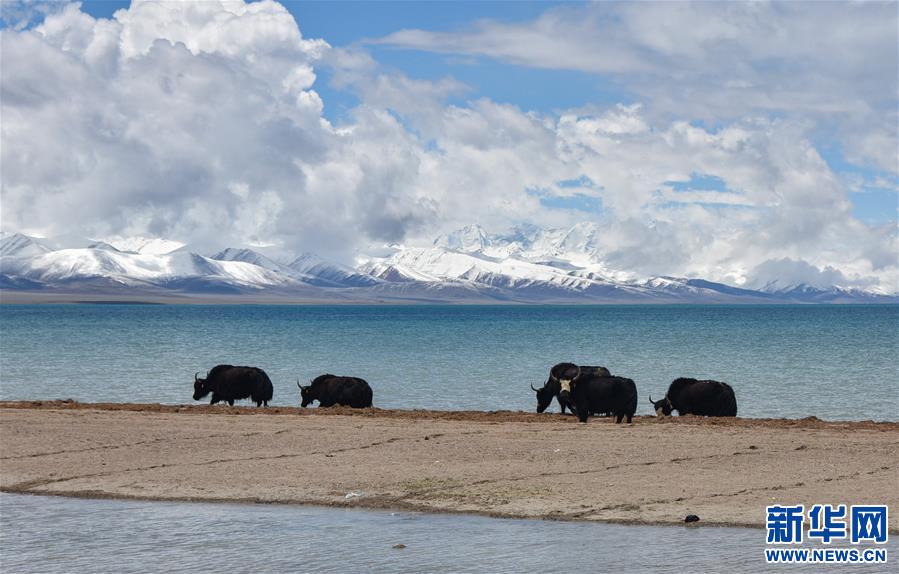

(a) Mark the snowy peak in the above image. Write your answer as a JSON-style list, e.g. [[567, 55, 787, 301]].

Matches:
[[757, 281, 889, 302], [433, 224, 491, 253], [0, 233, 52, 258], [555, 222, 600, 255], [211, 248, 288, 273], [171, 253, 294, 288], [1, 243, 298, 292], [495, 223, 543, 245], [360, 259, 440, 283], [88, 241, 124, 252], [432, 222, 605, 262], [759, 280, 831, 295], [289, 253, 380, 287], [104, 237, 185, 256]]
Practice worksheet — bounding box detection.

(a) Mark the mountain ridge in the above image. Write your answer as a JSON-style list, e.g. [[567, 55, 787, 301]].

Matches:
[[0, 227, 894, 303]]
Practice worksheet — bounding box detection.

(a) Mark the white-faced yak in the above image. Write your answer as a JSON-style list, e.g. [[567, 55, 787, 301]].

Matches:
[[532, 362, 612, 414], [650, 378, 737, 417], [556, 365, 638, 424]]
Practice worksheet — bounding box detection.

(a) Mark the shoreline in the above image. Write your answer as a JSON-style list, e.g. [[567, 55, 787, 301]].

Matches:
[[2, 402, 897, 531], [1, 489, 763, 532], [6, 292, 895, 306], [3, 399, 898, 428]]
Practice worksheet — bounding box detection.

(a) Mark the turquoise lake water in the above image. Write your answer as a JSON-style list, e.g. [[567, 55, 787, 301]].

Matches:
[[0, 304, 896, 420]]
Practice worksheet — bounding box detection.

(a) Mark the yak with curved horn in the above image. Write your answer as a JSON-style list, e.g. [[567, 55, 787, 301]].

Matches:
[[533, 363, 611, 414], [556, 364, 637, 424], [192, 365, 273, 407]]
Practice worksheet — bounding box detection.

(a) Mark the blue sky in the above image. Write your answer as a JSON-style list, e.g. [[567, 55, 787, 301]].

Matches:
[[817, 145, 899, 225], [292, 1, 632, 118], [2, 0, 896, 288]]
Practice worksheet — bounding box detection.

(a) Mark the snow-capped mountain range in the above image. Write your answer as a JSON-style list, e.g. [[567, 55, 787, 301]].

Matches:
[[0, 226, 894, 303]]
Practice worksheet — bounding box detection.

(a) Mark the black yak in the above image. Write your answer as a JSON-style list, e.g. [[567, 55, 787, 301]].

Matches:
[[532, 362, 611, 414], [559, 369, 638, 424], [650, 378, 737, 417], [298, 374, 373, 408], [193, 365, 273, 407]]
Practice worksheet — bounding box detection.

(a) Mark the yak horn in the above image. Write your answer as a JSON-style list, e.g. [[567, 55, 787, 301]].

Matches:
[[648, 395, 655, 404], [530, 383, 539, 391], [194, 372, 200, 382], [297, 379, 301, 389]]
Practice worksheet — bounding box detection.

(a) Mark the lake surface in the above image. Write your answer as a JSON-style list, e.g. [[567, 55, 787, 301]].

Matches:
[[0, 304, 896, 420], [4, 493, 894, 574]]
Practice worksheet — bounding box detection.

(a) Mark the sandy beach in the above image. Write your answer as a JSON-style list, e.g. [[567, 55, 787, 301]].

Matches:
[[1, 401, 897, 531]]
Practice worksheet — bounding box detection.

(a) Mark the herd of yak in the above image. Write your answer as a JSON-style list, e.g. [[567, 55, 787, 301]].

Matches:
[[193, 362, 738, 423]]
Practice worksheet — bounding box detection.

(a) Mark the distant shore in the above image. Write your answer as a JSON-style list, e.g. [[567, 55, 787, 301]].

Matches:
[[6, 290, 894, 305], [2, 401, 897, 530]]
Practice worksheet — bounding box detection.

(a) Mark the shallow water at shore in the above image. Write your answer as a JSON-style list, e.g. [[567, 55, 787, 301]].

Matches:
[[1, 304, 897, 420], [4, 493, 892, 573]]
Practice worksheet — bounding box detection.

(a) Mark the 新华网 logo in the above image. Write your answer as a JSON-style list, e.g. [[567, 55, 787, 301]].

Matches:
[[764, 504, 888, 564]]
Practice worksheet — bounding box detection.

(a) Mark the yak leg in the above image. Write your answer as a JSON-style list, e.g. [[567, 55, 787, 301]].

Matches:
[[574, 402, 588, 423], [210, 397, 218, 405], [615, 413, 624, 423], [626, 414, 633, 423], [228, 399, 234, 406]]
